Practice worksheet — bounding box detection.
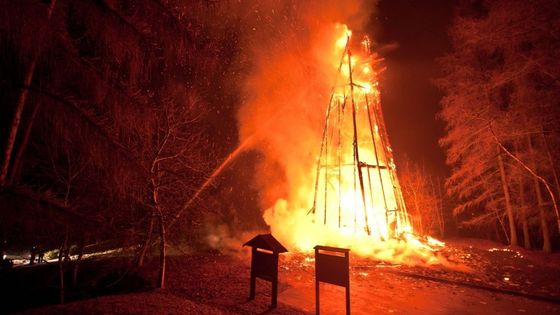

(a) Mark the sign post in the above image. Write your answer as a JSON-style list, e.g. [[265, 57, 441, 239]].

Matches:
[[243, 234, 288, 309], [314, 245, 350, 315]]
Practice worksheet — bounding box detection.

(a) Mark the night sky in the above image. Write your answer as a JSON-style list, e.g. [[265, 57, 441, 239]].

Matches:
[[374, 0, 457, 176]]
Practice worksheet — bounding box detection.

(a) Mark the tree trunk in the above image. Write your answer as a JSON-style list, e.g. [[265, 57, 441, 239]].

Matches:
[[149, 156, 166, 288], [490, 125, 560, 242], [7, 101, 41, 185], [137, 212, 155, 267], [497, 147, 518, 246], [428, 175, 444, 237], [518, 177, 531, 249], [411, 188, 423, 234], [513, 140, 531, 250], [157, 211, 166, 289], [496, 215, 510, 244], [58, 228, 68, 304], [29, 246, 36, 265], [528, 136, 551, 253], [491, 124, 560, 238], [534, 178, 551, 253], [72, 237, 85, 287], [436, 179, 445, 237], [0, 0, 57, 187], [432, 177, 445, 237], [541, 131, 560, 203], [63, 244, 71, 262]]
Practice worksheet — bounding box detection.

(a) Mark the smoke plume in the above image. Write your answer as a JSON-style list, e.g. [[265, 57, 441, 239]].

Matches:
[[236, 0, 376, 218]]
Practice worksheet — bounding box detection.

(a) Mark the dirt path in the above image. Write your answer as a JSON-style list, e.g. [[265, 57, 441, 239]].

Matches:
[[162, 251, 560, 314], [278, 264, 560, 314]]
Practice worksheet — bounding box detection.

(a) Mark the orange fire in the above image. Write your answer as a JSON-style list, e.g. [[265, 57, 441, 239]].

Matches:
[[242, 23, 444, 265], [309, 25, 407, 240]]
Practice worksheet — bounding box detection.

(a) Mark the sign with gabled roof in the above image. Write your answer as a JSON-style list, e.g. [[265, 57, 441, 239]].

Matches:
[[244, 233, 287, 309], [243, 233, 288, 253]]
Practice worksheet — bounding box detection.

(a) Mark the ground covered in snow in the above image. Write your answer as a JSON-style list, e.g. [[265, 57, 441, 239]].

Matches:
[[9, 238, 560, 314]]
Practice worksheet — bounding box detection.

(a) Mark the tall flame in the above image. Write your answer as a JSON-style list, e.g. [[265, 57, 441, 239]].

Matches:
[[309, 25, 411, 241], [232, 10, 437, 263], [239, 20, 443, 265]]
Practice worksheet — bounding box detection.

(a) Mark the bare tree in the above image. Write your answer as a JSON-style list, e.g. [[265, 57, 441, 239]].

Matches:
[[438, 0, 560, 249], [0, 0, 57, 187], [133, 92, 208, 288], [399, 158, 445, 237]]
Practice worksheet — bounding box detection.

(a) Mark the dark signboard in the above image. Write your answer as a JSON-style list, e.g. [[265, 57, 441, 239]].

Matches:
[[244, 234, 288, 309], [314, 245, 350, 315], [252, 249, 276, 280]]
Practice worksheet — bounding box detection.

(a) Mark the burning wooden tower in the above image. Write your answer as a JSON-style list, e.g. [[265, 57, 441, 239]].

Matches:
[[309, 30, 411, 241]]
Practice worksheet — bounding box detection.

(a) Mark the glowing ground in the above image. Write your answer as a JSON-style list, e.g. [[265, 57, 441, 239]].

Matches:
[[13, 239, 560, 314]]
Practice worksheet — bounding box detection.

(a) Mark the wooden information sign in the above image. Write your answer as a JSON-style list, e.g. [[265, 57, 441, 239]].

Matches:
[[314, 245, 350, 315], [243, 234, 288, 309]]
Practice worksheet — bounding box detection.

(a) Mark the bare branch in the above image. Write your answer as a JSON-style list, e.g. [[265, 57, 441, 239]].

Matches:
[[488, 122, 560, 234]]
